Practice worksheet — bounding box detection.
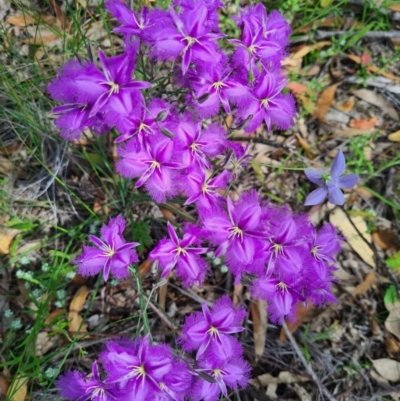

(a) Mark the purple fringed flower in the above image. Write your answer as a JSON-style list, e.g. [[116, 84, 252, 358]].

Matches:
[[183, 170, 233, 213], [73, 215, 139, 281], [191, 356, 251, 401], [100, 336, 192, 401], [177, 119, 227, 168], [201, 191, 268, 280], [304, 150, 359, 206], [190, 64, 250, 118], [150, 3, 224, 74], [116, 137, 183, 203], [57, 361, 128, 401], [48, 60, 109, 140], [106, 1, 151, 38], [250, 274, 303, 324], [149, 222, 209, 287], [178, 295, 246, 359], [90, 44, 152, 116], [236, 71, 296, 133], [114, 97, 177, 146]]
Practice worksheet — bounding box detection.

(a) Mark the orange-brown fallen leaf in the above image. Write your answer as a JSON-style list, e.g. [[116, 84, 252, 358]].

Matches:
[[291, 41, 331, 60], [353, 271, 376, 296], [138, 259, 153, 278], [347, 54, 400, 81], [372, 229, 400, 253], [349, 116, 378, 130], [295, 133, 316, 159], [388, 4, 400, 12], [0, 228, 21, 255], [6, 15, 56, 27], [0, 373, 9, 399], [336, 97, 355, 112], [69, 286, 89, 313], [313, 82, 341, 122]]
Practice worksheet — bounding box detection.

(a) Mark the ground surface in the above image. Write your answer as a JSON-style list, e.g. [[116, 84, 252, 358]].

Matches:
[[0, 0, 400, 400]]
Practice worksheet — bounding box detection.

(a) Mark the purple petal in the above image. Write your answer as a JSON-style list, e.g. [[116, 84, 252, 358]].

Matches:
[[330, 150, 346, 177], [304, 168, 324, 185], [338, 174, 358, 189], [327, 183, 345, 205], [304, 186, 328, 206], [167, 222, 179, 245]]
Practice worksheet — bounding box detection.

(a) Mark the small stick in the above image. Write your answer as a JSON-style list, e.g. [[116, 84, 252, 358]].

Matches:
[[282, 322, 337, 401]]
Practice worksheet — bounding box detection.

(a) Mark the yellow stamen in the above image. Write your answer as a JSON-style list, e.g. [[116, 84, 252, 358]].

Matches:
[[184, 36, 198, 47], [211, 81, 228, 91], [212, 368, 223, 378], [207, 326, 219, 337], [276, 281, 289, 292], [176, 246, 188, 256], [106, 81, 120, 94], [228, 226, 244, 241], [272, 243, 283, 255], [261, 98, 269, 108]]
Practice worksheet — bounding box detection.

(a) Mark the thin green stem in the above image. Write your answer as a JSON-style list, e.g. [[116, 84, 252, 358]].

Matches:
[[131, 265, 152, 338]]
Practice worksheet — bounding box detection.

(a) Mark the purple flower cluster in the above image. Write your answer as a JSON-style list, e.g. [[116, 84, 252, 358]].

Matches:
[[48, 0, 296, 206], [57, 300, 249, 401], [73, 215, 139, 282], [180, 190, 342, 324], [178, 296, 250, 401], [58, 336, 192, 401]]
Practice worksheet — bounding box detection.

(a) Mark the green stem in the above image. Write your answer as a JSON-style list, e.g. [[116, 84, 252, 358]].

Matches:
[[131, 265, 152, 339]]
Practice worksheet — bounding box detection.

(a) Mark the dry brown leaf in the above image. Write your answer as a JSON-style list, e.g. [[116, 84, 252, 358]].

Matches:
[[35, 331, 60, 357], [372, 359, 400, 382], [333, 127, 376, 137], [286, 82, 309, 94], [232, 284, 243, 307], [160, 207, 175, 222], [353, 88, 399, 121], [68, 311, 88, 335], [0, 228, 21, 255], [6, 375, 28, 401], [313, 82, 341, 122], [372, 229, 400, 252], [353, 271, 376, 295], [138, 259, 152, 278], [388, 4, 400, 12], [254, 371, 309, 386], [69, 286, 89, 312], [0, 373, 9, 399], [347, 54, 400, 82], [0, 155, 14, 175], [385, 336, 400, 361], [250, 299, 268, 358], [159, 279, 168, 311], [291, 41, 331, 60], [297, 17, 345, 33], [329, 208, 375, 268], [336, 97, 355, 112], [22, 32, 60, 46], [49, 0, 70, 30], [388, 130, 400, 142], [6, 15, 56, 27], [349, 116, 378, 130]]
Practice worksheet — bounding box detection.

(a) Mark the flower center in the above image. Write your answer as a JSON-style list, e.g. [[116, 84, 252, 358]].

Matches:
[[106, 81, 120, 94], [272, 243, 283, 255], [248, 44, 258, 54], [207, 325, 220, 338], [276, 281, 289, 293], [151, 160, 161, 169], [261, 98, 269, 108], [89, 387, 105, 399], [132, 364, 146, 378], [139, 122, 152, 134], [176, 246, 187, 256], [102, 244, 115, 258], [201, 183, 209, 194], [211, 81, 227, 91], [212, 368, 223, 378], [228, 226, 244, 241], [321, 172, 331, 184], [190, 142, 200, 152], [311, 245, 320, 258], [184, 36, 198, 47]]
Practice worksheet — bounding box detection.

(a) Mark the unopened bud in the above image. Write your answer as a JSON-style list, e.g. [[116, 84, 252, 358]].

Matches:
[[161, 127, 174, 138], [156, 110, 168, 122], [197, 92, 210, 104], [234, 114, 253, 131]]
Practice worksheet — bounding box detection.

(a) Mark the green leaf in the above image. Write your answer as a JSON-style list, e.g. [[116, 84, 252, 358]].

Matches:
[[7, 218, 37, 231], [387, 253, 400, 270], [344, 23, 375, 50], [131, 221, 152, 253], [384, 285, 399, 305], [321, 0, 334, 7]]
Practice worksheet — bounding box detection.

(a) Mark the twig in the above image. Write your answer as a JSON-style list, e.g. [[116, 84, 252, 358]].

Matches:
[[230, 136, 293, 150], [282, 322, 337, 401], [292, 30, 400, 43], [343, 77, 400, 93]]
